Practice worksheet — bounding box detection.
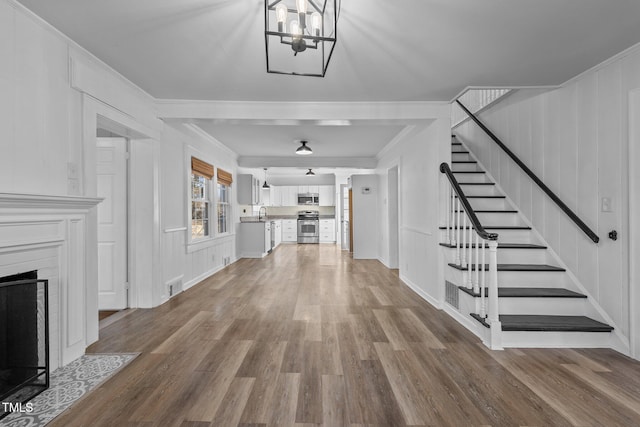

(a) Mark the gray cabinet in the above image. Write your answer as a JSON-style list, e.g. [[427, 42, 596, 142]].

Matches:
[[237, 174, 262, 205]]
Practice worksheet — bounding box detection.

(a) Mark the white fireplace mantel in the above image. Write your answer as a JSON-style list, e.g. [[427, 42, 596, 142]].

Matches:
[[0, 192, 103, 369], [0, 193, 103, 211]]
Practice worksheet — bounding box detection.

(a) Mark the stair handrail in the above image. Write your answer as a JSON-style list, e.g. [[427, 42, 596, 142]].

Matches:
[[440, 161, 502, 349], [456, 99, 600, 244], [440, 162, 498, 241]]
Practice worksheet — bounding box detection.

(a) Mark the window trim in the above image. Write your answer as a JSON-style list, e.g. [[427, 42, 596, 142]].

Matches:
[[186, 150, 234, 252]]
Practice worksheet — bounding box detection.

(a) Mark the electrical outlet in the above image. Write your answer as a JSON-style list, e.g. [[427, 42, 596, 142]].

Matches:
[[601, 197, 613, 212]]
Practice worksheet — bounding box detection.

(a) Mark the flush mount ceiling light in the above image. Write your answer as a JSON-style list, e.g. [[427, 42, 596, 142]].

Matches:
[[306, 168, 315, 176], [264, 0, 339, 77], [296, 140, 313, 155], [262, 168, 270, 188]]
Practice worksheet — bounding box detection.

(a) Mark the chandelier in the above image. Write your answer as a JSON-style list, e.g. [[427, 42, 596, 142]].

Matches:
[[264, 0, 338, 77]]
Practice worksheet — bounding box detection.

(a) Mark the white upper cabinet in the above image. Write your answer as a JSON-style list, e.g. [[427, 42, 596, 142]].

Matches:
[[319, 185, 335, 206]]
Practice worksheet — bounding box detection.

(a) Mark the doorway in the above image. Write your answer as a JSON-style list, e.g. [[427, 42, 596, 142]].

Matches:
[[96, 137, 129, 312], [340, 184, 350, 251], [388, 165, 399, 269], [629, 88, 640, 360]]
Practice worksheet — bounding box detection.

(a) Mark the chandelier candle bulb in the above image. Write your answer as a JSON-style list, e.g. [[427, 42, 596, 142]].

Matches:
[[275, 3, 288, 32], [296, 0, 308, 28], [311, 12, 322, 37]]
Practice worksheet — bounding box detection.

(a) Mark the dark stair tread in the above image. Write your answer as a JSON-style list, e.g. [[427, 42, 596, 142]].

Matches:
[[452, 171, 485, 174], [470, 314, 613, 332], [458, 182, 495, 185], [439, 225, 531, 230], [439, 242, 547, 249], [452, 150, 470, 154], [454, 195, 506, 199], [452, 160, 478, 164], [448, 263, 565, 272], [459, 286, 586, 298], [452, 209, 518, 213]]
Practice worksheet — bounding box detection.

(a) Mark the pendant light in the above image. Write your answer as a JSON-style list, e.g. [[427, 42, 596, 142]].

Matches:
[[296, 140, 313, 155], [262, 168, 270, 188], [306, 168, 315, 176]]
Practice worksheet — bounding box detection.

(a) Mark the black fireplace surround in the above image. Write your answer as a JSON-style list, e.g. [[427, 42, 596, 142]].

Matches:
[[0, 271, 49, 420]]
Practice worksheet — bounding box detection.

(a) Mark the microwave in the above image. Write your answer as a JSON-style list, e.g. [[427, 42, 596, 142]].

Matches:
[[297, 193, 319, 205]]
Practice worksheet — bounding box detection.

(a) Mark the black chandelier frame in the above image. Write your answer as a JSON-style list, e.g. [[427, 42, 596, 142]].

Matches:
[[264, 0, 338, 77]]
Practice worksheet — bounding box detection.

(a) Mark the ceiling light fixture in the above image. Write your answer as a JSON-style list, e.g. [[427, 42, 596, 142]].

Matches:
[[264, 0, 339, 77], [296, 140, 313, 155], [262, 168, 270, 188], [306, 168, 315, 176]]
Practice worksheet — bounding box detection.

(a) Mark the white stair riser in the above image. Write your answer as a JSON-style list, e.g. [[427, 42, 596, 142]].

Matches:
[[466, 198, 511, 210], [499, 297, 586, 316], [446, 269, 570, 288], [452, 173, 489, 183], [452, 152, 472, 161], [451, 145, 467, 153], [448, 211, 524, 226], [501, 331, 615, 348], [457, 185, 501, 196], [452, 162, 481, 172], [457, 291, 586, 316], [440, 244, 549, 264]]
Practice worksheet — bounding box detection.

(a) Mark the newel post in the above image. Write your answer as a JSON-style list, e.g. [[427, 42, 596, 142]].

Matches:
[[488, 240, 503, 350]]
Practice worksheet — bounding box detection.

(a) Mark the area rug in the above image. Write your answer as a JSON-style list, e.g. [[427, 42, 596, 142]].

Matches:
[[1, 353, 138, 426]]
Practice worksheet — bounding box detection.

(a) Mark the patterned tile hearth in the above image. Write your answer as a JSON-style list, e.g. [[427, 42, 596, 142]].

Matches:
[[2, 353, 138, 426]]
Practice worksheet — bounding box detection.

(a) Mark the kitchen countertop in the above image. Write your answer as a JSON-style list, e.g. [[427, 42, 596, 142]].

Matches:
[[240, 215, 335, 223]]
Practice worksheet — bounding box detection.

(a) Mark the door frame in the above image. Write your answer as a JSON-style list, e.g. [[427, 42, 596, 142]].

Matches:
[[387, 165, 400, 269], [81, 94, 161, 345], [629, 87, 640, 360]]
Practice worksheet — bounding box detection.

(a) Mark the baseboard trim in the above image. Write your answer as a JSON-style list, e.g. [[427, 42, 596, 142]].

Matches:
[[182, 257, 239, 292], [399, 274, 442, 310]]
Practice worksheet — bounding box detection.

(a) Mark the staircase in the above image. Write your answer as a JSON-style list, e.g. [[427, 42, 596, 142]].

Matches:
[[441, 136, 615, 349]]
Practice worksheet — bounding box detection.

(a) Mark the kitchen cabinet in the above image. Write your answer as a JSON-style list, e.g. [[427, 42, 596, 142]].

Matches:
[[298, 185, 319, 194], [238, 221, 271, 258], [278, 186, 297, 206], [282, 219, 297, 242], [319, 185, 335, 206], [270, 186, 282, 207], [319, 219, 336, 243], [237, 174, 262, 205], [273, 220, 282, 247]]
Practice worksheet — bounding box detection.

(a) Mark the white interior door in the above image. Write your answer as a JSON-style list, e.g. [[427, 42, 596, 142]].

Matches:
[[340, 184, 350, 251], [97, 138, 128, 310]]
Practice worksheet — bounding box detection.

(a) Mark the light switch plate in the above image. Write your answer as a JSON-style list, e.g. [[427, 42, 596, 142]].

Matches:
[[601, 197, 612, 212]]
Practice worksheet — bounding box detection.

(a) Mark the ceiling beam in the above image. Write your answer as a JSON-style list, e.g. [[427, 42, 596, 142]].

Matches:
[[157, 100, 449, 121], [238, 156, 377, 169]]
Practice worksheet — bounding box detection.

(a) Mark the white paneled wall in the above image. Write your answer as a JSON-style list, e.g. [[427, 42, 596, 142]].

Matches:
[[455, 45, 640, 339], [377, 118, 451, 305]]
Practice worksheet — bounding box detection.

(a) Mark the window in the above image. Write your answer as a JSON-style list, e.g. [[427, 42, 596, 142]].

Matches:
[[217, 168, 233, 234], [191, 157, 214, 240]]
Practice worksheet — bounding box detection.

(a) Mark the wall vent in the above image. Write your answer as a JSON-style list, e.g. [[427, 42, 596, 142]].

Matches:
[[445, 281, 459, 309]]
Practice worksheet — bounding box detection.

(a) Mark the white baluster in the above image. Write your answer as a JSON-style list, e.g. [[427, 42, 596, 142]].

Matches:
[[466, 223, 473, 288], [450, 187, 456, 245], [461, 214, 467, 267], [480, 239, 486, 318], [473, 232, 480, 294], [488, 240, 502, 350], [455, 199, 461, 265]]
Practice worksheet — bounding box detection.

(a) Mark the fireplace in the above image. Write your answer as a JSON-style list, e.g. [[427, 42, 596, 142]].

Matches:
[[0, 271, 49, 420]]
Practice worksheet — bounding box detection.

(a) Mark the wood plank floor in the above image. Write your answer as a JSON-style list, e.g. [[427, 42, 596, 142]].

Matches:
[[51, 244, 640, 426]]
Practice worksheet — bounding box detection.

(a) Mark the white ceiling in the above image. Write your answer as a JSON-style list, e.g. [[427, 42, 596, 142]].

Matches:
[[18, 0, 640, 168]]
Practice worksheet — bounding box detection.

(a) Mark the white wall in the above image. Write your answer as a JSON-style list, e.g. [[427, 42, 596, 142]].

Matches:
[[351, 174, 378, 259], [377, 119, 451, 306], [454, 44, 640, 340], [158, 124, 239, 304], [0, 0, 240, 356]]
